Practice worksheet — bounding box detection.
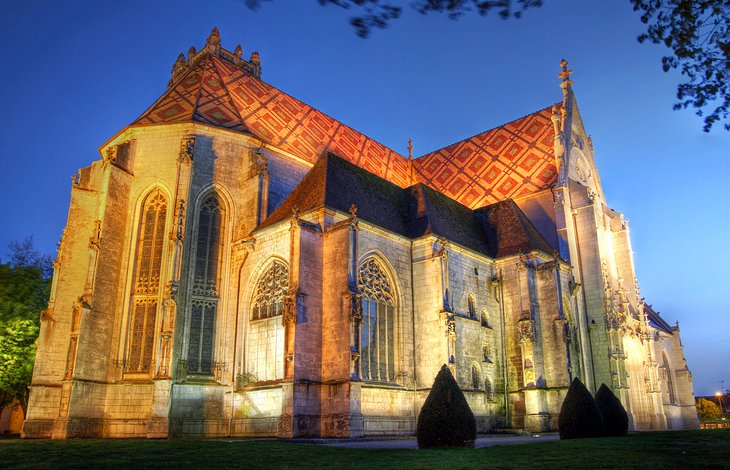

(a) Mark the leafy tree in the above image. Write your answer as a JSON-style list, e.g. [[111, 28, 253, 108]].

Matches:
[[244, 0, 543, 37], [246, 1, 730, 133], [0, 237, 52, 415], [0, 319, 39, 414], [417, 364, 476, 448], [632, 1, 730, 132], [696, 397, 722, 421], [558, 377, 604, 439]]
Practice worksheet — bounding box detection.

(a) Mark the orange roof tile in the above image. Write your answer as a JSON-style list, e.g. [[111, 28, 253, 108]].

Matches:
[[132, 42, 559, 206], [413, 106, 559, 209], [133, 53, 413, 187]]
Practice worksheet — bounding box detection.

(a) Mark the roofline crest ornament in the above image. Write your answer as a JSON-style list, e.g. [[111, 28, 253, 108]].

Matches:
[[169, 27, 262, 88]]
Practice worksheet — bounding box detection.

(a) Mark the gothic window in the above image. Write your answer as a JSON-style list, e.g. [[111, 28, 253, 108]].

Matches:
[[481, 309, 490, 327], [358, 257, 396, 382], [128, 189, 167, 374], [251, 260, 289, 320], [471, 364, 481, 390], [468, 293, 477, 319], [663, 353, 677, 405], [187, 193, 225, 375]]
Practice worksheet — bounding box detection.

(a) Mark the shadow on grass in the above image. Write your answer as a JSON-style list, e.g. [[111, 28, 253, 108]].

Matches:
[[1, 429, 728, 469]]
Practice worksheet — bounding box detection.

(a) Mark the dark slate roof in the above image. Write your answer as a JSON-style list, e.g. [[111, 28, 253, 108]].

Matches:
[[257, 153, 408, 235], [475, 199, 556, 258], [644, 303, 674, 335], [256, 153, 555, 259], [405, 184, 492, 255]]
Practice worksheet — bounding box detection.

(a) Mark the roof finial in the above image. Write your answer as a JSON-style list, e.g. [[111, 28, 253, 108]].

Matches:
[[349, 203, 358, 218], [407, 137, 413, 160], [206, 27, 221, 51], [558, 58, 573, 102]]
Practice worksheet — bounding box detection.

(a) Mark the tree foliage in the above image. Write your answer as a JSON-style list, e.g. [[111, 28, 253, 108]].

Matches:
[[417, 364, 476, 448], [245, 0, 543, 37], [0, 237, 51, 414], [558, 377, 604, 439], [696, 397, 722, 421], [632, 0, 730, 131]]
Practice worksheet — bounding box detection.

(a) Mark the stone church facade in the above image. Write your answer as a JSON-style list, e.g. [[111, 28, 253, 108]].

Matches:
[[23, 29, 699, 438]]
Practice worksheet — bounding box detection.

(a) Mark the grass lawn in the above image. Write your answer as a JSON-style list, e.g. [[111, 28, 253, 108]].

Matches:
[[0, 429, 728, 469]]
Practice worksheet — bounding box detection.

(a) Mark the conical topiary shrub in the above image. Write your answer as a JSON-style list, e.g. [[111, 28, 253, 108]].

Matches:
[[417, 364, 477, 448], [558, 377, 604, 439], [595, 383, 629, 437]]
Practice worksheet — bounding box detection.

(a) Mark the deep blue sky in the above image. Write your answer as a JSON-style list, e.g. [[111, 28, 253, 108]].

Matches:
[[1, 1, 727, 395]]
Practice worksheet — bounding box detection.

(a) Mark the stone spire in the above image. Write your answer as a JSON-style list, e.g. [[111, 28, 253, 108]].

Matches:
[[558, 59, 573, 105], [206, 26, 222, 52]]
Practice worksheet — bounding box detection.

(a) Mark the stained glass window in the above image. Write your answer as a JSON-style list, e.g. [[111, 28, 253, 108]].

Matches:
[[128, 190, 167, 374], [187, 193, 225, 375], [358, 258, 396, 382], [251, 260, 289, 320]]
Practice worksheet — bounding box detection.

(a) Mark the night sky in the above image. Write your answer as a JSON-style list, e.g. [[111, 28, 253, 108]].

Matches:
[[1, 0, 727, 395]]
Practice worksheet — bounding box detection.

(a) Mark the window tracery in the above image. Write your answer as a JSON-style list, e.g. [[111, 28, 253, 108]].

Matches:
[[251, 260, 289, 320], [187, 193, 225, 374], [128, 190, 167, 374], [472, 363, 481, 390], [663, 353, 677, 405], [358, 257, 396, 382]]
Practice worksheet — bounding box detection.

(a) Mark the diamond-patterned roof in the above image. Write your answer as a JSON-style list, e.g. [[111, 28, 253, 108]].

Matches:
[[133, 47, 560, 206], [133, 53, 413, 187], [413, 106, 559, 209]]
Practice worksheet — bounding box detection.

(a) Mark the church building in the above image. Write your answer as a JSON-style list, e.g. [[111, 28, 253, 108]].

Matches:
[[23, 28, 699, 438]]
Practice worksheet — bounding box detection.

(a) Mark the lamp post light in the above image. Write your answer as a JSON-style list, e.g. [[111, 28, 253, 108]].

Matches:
[[715, 391, 725, 418]]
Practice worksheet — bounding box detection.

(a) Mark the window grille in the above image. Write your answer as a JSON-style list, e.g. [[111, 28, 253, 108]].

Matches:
[[187, 194, 224, 374], [128, 190, 167, 373], [251, 260, 289, 320], [358, 258, 396, 382]]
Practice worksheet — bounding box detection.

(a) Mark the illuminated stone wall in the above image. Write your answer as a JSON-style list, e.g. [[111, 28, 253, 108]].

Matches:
[[22, 32, 699, 438]]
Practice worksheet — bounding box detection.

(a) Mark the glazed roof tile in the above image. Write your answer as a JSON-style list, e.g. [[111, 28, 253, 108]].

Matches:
[[133, 43, 560, 205]]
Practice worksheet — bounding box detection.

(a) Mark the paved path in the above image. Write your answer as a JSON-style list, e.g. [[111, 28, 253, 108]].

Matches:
[[316, 433, 559, 449]]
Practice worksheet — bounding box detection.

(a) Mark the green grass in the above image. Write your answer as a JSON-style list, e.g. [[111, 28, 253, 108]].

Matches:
[[0, 430, 728, 469]]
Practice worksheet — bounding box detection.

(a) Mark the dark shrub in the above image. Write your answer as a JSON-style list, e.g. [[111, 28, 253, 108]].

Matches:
[[417, 364, 476, 448], [558, 377, 604, 439], [595, 383, 629, 437]]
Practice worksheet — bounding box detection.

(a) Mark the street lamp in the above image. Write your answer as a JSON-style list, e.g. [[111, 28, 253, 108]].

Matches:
[[715, 391, 724, 417]]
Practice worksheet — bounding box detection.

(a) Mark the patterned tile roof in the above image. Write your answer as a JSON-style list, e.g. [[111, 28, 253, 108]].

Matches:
[[413, 106, 560, 209], [132, 37, 560, 207], [132, 53, 413, 187]]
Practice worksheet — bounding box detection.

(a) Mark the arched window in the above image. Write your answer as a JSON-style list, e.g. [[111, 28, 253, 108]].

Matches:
[[663, 353, 677, 405], [358, 257, 396, 382], [468, 293, 477, 319], [248, 259, 289, 381], [251, 260, 289, 320], [128, 189, 167, 374], [481, 309, 490, 327], [187, 193, 225, 375], [471, 363, 481, 390]]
